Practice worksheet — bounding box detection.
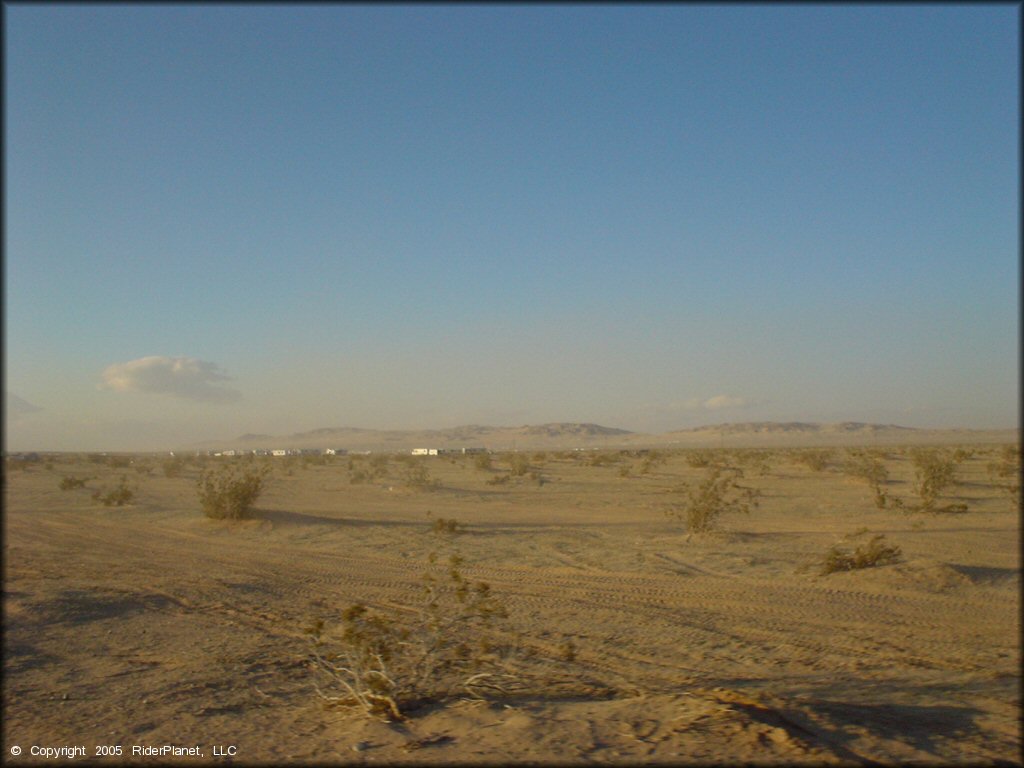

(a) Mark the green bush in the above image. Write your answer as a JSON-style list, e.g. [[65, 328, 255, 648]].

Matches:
[[197, 463, 270, 519]]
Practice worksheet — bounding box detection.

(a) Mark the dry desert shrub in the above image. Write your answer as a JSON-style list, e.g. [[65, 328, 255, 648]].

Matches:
[[473, 452, 493, 471], [793, 449, 833, 472], [59, 475, 89, 491], [666, 466, 760, 535], [402, 461, 438, 491], [91, 475, 135, 507], [987, 444, 1021, 510], [684, 450, 718, 469], [951, 447, 976, 463], [558, 637, 578, 662], [197, 463, 270, 520], [307, 545, 516, 720], [430, 516, 463, 536], [820, 533, 902, 575], [162, 457, 185, 478], [910, 448, 963, 512], [507, 453, 531, 477], [731, 449, 773, 475], [637, 450, 667, 475], [843, 449, 890, 508], [302, 453, 327, 467], [587, 452, 619, 467]]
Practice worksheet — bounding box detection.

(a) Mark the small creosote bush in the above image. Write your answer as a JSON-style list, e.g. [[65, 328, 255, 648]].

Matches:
[[684, 450, 716, 469], [666, 466, 760, 535], [820, 534, 902, 575], [308, 547, 515, 721], [910, 448, 960, 511], [793, 449, 833, 472], [587, 452, 618, 467], [733, 449, 773, 475], [508, 453, 530, 477], [91, 475, 134, 507], [987, 444, 1021, 510], [163, 458, 185, 478], [368, 454, 390, 478], [430, 516, 463, 536], [843, 449, 890, 508], [638, 450, 667, 475], [197, 463, 270, 520], [403, 462, 438, 491], [59, 476, 88, 491]]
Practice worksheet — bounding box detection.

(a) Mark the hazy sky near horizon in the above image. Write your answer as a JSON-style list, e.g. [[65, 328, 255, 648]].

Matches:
[[5, 4, 1019, 451]]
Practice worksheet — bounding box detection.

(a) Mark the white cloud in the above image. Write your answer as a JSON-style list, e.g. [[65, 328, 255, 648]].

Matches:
[[100, 356, 241, 403], [642, 395, 751, 414], [702, 394, 749, 410]]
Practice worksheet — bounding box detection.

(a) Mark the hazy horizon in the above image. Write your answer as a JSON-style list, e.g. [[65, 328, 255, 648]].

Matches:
[[5, 5, 1019, 452]]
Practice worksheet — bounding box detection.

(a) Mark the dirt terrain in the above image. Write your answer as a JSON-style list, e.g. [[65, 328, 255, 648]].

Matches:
[[3, 443, 1020, 764]]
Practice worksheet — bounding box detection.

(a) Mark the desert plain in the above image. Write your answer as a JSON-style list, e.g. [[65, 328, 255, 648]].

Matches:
[[3, 426, 1021, 765]]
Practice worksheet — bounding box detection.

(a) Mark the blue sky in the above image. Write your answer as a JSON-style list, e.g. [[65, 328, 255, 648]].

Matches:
[[5, 4, 1019, 450]]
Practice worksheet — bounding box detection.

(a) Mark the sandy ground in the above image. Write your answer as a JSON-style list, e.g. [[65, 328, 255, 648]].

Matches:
[[3, 444, 1020, 765]]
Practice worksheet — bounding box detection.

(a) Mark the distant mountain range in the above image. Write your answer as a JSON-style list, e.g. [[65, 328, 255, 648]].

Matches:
[[669, 421, 915, 435], [184, 421, 1016, 452]]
